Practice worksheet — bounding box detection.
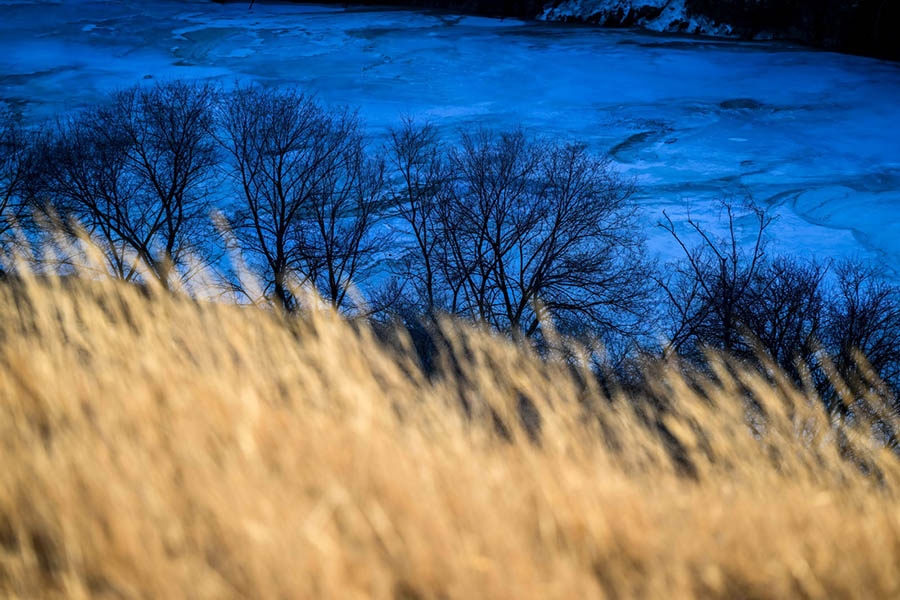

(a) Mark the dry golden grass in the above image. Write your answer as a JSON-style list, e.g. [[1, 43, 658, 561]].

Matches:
[[1, 268, 900, 599]]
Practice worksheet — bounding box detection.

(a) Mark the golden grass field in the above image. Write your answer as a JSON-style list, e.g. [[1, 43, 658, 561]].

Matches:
[[2, 262, 900, 599]]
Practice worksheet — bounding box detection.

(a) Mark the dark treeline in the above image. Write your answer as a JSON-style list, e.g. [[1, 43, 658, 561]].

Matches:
[[232, 0, 900, 61], [687, 0, 899, 61], [3, 80, 900, 417]]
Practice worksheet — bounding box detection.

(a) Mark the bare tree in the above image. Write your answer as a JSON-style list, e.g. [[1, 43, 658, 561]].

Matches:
[[658, 201, 772, 358], [436, 130, 541, 328], [419, 129, 650, 339], [824, 260, 900, 405], [526, 141, 650, 337], [659, 201, 833, 384], [0, 110, 38, 261], [298, 123, 387, 310], [659, 200, 900, 414], [220, 86, 387, 311], [387, 119, 447, 313], [219, 86, 319, 307], [38, 81, 218, 284], [741, 256, 828, 379]]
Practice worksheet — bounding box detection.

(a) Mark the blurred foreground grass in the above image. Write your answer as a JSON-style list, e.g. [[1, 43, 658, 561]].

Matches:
[[1, 268, 899, 599]]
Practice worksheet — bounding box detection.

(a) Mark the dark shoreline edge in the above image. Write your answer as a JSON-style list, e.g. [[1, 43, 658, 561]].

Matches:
[[216, 0, 899, 62]]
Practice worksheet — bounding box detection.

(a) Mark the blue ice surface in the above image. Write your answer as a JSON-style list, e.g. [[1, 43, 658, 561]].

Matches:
[[2, 0, 899, 273]]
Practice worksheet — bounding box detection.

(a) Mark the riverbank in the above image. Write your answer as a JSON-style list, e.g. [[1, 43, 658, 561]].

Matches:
[[243, 0, 898, 60]]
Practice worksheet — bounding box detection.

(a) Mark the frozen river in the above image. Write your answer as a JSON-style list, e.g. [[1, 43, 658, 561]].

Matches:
[[2, 0, 899, 270]]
